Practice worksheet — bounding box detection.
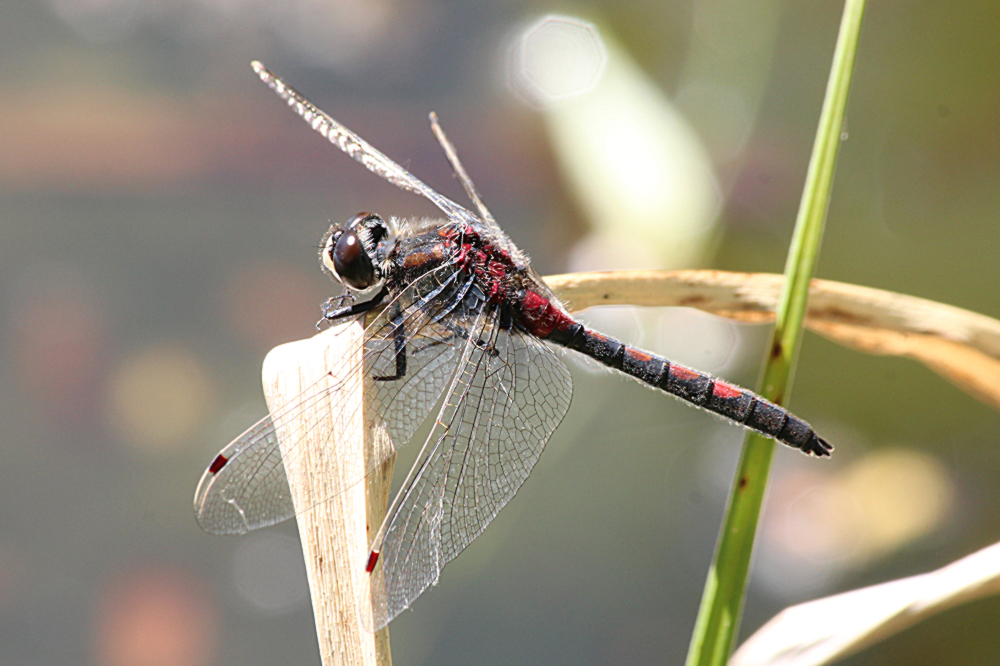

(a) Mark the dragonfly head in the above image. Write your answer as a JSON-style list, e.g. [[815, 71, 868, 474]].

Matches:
[[321, 212, 397, 293]]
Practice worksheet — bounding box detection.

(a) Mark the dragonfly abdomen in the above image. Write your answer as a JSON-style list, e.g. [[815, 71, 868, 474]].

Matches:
[[546, 320, 832, 457]]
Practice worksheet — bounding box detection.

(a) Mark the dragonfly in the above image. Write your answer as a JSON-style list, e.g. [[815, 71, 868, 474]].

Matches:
[[195, 61, 832, 630]]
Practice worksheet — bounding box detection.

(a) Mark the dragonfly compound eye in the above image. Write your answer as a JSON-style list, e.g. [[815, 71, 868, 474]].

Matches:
[[333, 229, 377, 290]]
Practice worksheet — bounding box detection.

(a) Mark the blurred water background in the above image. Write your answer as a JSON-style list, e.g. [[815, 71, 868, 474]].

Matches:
[[1, 0, 999, 664]]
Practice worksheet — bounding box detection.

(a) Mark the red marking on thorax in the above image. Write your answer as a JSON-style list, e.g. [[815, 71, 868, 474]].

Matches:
[[439, 225, 521, 304], [365, 550, 380, 573], [209, 454, 228, 474], [669, 365, 700, 381], [487, 261, 506, 278], [712, 382, 742, 399]]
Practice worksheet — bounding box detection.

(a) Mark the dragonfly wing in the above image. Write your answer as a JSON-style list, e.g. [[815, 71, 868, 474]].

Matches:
[[252, 62, 481, 228], [193, 412, 294, 534], [428, 111, 499, 230], [366, 315, 573, 629], [365, 268, 481, 449], [194, 264, 478, 535]]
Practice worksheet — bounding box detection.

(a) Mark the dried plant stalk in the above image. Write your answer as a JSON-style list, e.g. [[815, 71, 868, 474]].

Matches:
[[262, 322, 393, 666], [730, 539, 1000, 666], [545, 270, 1000, 411]]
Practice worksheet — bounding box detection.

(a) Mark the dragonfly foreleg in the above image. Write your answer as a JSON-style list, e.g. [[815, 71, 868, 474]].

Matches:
[[318, 286, 389, 329]]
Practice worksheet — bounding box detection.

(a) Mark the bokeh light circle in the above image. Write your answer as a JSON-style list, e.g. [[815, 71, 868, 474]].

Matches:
[[510, 15, 608, 106]]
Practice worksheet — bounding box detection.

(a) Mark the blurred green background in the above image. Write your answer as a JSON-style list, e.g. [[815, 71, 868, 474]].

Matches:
[[1, 0, 999, 664]]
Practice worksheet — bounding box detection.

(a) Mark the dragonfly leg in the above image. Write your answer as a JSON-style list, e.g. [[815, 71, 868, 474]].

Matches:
[[317, 286, 388, 329], [373, 303, 408, 381], [372, 319, 493, 384], [321, 292, 353, 316], [373, 275, 482, 382]]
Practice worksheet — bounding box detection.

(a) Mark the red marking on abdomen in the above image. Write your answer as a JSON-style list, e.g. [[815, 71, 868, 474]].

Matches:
[[712, 381, 742, 399], [209, 454, 228, 474], [519, 290, 574, 338], [670, 365, 700, 381], [625, 348, 653, 362], [365, 550, 380, 573], [521, 290, 548, 312]]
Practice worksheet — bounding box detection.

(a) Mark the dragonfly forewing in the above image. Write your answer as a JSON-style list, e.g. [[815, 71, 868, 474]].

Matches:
[[194, 263, 483, 534], [252, 61, 483, 233]]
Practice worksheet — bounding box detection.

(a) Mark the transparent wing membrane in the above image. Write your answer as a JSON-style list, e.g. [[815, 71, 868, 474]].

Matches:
[[194, 263, 483, 535], [365, 314, 573, 629], [252, 62, 482, 230]]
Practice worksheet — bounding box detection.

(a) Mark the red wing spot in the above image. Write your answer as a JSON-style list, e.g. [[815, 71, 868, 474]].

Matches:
[[208, 454, 229, 474], [670, 365, 700, 381], [365, 550, 380, 573], [624, 348, 653, 363], [713, 382, 743, 399]]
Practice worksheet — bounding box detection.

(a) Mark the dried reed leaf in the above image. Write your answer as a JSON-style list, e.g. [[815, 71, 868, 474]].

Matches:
[[728, 540, 1000, 666], [544, 270, 1000, 411]]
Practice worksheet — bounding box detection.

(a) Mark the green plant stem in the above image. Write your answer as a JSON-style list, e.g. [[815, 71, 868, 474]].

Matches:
[[684, 1, 867, 664]]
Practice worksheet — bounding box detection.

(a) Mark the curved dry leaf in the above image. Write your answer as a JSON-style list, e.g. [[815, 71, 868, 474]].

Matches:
[[544, 270, 1000, 411], [729, 540, 1000, 666]]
